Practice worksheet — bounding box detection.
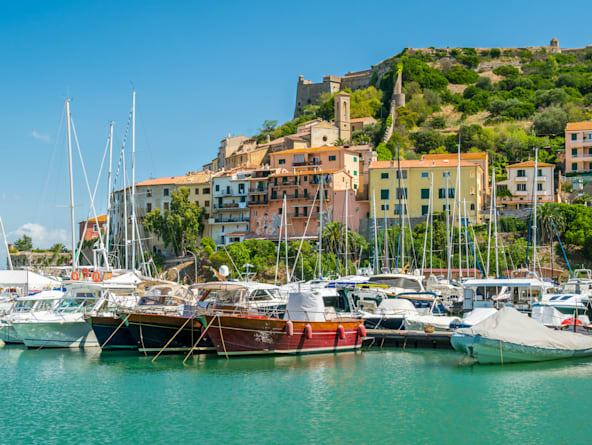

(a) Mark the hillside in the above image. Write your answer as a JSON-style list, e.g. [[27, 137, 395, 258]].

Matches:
[[255, 41, 592, 175]]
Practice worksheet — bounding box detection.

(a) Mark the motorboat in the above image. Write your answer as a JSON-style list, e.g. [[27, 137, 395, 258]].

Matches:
[[0, 290, 64, 344], [202, 289, 366, 356], [452, 307, 592, 364]]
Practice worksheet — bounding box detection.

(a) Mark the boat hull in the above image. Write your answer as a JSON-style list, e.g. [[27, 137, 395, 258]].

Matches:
[[125, 313, 213, 354], [203, 315, 364, 356], [0, 322, 23, 344], [12, 321, 99, 348], [362, 316, 405, 330], [89, 316, 137, 350], [461, 336, 592, 364]]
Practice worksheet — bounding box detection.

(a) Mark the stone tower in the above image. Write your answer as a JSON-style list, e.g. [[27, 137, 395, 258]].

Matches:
[[383, 67, 405, 143], [550, 37, 560, 54], [334, 91, 351, 143]]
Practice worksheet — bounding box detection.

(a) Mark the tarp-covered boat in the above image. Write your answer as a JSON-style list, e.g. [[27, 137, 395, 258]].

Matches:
[[452, 307, 592, 364]]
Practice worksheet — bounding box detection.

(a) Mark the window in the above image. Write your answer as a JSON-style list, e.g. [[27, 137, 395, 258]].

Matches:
[[394, 204, 406, 215], [195, 201, 200, 207], [146, 189, 152, 197], [396, 188, 408, 199], [279, 159, 286, 165], [572, 133, 577, 141], [537, 183, 543, 191], [304, 189, 308, 198], [572, 163, 578, 171], [353, 157, 357, 162], [93, 224, 99, 233], [537, 169, 542, 177], [164, 188, 169, 196], [443, 172, 450, 178], [322, 136, 328, 142], [438, 188, 455, 199], [380, 189, 389, 200], [442, 204, 450, 211], [396, 170, 407, 179], [164, 202, 169, 211], [517, 184, 526, 191], [294, 189, 299, 198], [354, 170, 358, 176], [303, 176, 307, 182], [354, 184, 357, 189], [381, 204, 389, 211], [146, 203, 152, 212], [421, 205, 429, 216], [421, 189, 429, 199], [572, 148, 577, 156], [381, 172, 389, 179], [329, 155, 336, 161], [517, 169, 526, 177], [279, 207, 282, 215], [470, 203, 475, 211], [421, 172, 429, 178], [195, 188, 199, 195], [205, 200, 210, 207], [215, 184, 220, 192], [324, 190, 328, 199], [238, 184, 245, 194], [204, 187, 210, 194]]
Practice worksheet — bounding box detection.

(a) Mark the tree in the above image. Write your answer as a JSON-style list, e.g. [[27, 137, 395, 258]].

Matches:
[[536, 203, 565, 244], [14, 235, 33, 252], [376, 143, 392, 161], [445, 65, 479, 84], [142, 187, 203, 256], [532, 107, 568, 136], [50, 243, 66, 253], [411, 130, 445, 153]]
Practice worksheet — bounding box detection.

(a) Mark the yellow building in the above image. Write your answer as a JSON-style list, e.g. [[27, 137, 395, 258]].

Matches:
[[368, 159, 484, 225]]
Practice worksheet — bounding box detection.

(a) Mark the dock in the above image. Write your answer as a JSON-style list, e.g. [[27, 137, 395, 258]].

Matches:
[[365, 329, 453, 350]]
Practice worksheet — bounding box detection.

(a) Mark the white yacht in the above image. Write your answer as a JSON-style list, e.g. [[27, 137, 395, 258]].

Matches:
[[0, 290, 64, 344], [12, 282, 135, 349]]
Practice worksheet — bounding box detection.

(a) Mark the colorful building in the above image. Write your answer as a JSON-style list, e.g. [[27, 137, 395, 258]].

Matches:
[[78, 214, 107, 242], [368, 159, 484, 226], [497, 160, 555, 210], [565, 122, 592, 174]]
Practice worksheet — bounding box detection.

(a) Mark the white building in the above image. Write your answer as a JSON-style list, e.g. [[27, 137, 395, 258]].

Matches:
[[497, 160, 555, 210]]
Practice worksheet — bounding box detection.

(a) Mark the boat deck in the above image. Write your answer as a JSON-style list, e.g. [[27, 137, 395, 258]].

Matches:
[[365, 329, 453, 350]]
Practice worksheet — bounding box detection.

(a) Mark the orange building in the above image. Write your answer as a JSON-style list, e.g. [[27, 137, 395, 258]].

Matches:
[[78, 214, 107, 242]]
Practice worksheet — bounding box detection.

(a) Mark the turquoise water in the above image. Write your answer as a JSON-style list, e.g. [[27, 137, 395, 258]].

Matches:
[[0, 346, 590, 444]]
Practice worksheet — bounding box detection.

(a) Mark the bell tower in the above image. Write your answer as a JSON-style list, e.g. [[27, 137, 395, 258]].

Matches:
[[334, 91, 351, 144]]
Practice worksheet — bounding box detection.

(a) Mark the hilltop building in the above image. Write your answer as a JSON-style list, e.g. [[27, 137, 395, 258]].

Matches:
[[497, 160, 555, 210]]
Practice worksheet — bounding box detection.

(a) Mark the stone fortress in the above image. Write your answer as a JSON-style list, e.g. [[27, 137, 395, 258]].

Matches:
[[294, 38, 592, 118]]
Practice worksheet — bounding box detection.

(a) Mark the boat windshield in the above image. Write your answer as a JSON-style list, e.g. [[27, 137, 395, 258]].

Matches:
[[201, 289, 247, 305], [249, 289, 279, 302], [14, 300, 35, 312], [368, 276, 422, 291], [56, 297, 97, 313], [32, 300, 57, 312]]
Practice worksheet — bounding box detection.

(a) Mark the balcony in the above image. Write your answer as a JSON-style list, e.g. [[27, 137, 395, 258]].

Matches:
[[208, 217, 250, 224], [270, 194, 311, 201], [213, 202, 248, 210], [249, 199, 269, 206], [570, 153, 592, 159], [249, 188, 268, 195], [215, 189, 248, 197], [289, 212, 320, 218], [514, 190, 528, 196], [515, 176, 528, 182]]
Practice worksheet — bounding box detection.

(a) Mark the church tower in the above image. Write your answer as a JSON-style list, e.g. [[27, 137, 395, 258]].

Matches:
[[334, 91, 351, 144]]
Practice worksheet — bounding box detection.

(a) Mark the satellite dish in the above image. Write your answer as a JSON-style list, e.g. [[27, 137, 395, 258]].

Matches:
[[219, 265, 230, 277]]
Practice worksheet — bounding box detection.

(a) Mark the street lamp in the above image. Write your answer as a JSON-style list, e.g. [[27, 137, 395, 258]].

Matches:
[[187, 250, 198, 284]]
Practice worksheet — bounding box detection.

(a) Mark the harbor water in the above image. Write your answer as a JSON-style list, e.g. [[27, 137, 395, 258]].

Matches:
[[0, 346, 590, 444]]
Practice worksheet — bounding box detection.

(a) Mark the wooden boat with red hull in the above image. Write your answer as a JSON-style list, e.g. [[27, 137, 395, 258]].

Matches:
[[203, 314, 365, 356], [125, 313, 214, 354]]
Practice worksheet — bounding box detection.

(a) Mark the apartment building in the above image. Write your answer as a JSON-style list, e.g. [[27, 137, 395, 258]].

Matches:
[[497, 160, 555, 209], [565, 122, 592, 174]]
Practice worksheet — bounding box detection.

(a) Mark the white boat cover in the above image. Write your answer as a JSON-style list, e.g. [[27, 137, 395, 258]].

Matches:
[[103, 271, 143, 285], [0, 270, 61, 292], [377, 299, 417, 312], [457, 307, 592, 351], [462, 308, 498, 326], [405, 314, 461, 331], [284, 291, 326, 322]]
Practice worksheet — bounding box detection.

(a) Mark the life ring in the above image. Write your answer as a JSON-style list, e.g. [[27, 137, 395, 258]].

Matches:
[[337, 324, 345, 340], [82, 268, 90, 278], [70, 271, 80, 281], [91, 271, 102, 282]]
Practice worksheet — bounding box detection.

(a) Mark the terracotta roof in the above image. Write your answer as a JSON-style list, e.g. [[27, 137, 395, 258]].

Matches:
[[79, 214, 107, 224], [369, 159, 481, 169], [176, 171, 212, 185], [270, 146, 344, 156], [506, 160, 554, 168], [422, 152, 487, 160], [566, 122, 592, 131], [136, 176, 185, 186], [350, 117, 376, 123]]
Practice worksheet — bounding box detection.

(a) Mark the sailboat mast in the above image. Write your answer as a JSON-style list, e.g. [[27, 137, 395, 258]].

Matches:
[[283, 195, 289, 283], [493, 174, 499, 278], [457, 142, 462, 278], [65, 100, 76, 271], [131, 90, 137, 270], [532, 148, 538, 273], [372, 191, 378, 273], [105, 121, 114, 265], [397, 144, 403, 269], [0, 216, 13, 270], [445, 173, 451, 281], [345, 189, 349, 275], [317, 173, 323, 277]]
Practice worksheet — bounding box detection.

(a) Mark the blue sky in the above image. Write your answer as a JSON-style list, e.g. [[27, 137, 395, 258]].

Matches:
[[0, 0, 589, 255]]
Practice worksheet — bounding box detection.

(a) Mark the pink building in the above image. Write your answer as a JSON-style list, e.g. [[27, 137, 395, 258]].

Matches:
[[248, 146, 368, 240], [565, 122, 592, 174]]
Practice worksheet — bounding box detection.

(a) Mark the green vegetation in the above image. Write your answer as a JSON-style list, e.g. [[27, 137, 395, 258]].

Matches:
[[14, 235, 33, 251], [143, 187, 204, 256]]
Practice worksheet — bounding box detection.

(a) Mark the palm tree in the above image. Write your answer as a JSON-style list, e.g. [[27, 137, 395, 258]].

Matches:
[[536, 203, 565, 244]]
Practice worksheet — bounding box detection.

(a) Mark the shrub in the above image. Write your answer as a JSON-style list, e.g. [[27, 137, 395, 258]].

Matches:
[[476, 76, 492, 90], [429, 115, 446, 129], [446, 65, 479, 84], [499, 217, 527, 233], [493, 65, 520, 77], [489, 48, 501, 58], [411, 130, 446, 153], [501, 102, 535, 120]]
